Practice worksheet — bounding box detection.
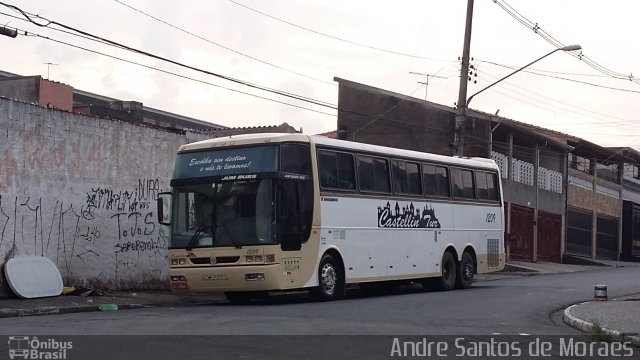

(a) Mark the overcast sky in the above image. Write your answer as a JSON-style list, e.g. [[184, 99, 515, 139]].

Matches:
[[1, 1, 639, 148]]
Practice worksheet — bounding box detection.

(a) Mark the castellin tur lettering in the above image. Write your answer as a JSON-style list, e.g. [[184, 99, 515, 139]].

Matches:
[[378, 201, 441, 229]]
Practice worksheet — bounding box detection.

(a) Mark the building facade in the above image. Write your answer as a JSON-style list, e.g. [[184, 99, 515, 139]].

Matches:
[[334, 77, 636, 263]]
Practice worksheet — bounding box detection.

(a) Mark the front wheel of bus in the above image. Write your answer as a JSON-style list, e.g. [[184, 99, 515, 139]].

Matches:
[[312, 254, 344, 301], [439, 251, 457, 291]]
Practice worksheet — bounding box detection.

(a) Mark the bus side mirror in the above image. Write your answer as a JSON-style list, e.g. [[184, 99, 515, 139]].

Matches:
[[279, 180, 302, 251], [157, 192, 172, 226]]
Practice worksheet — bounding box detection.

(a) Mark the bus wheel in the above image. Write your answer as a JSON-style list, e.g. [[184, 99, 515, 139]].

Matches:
[[439, 251, 457, 291], [456, 252, 474, 289], [224, 292, 253, 304], [312, 254, 344, 301]]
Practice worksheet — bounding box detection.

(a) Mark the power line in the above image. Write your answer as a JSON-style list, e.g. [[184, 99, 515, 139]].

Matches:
[[112, 0, 336, 87], [475, 67, 640, 127], [470, 73, 628, 133], [0, 14, 459, 138], [0, 2, 336, 109], [5, 2, 638, 153], [226, 0, 455, 62], [476, 59, 610, 79], [473, 74, 640, 134], [1, 23, 337, 116], [492, 0, 640, 85], [0, 7, 463, 139], [350, 83, 426, 137], [478, 60, 640, 94]]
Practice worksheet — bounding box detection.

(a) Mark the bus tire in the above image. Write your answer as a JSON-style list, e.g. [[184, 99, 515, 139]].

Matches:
[[311, 254, 344, 301], [456, 252, 474, 289], [439, 251, 457, 291]]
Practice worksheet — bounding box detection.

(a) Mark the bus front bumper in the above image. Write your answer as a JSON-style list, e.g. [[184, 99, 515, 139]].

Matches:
[[169, 264, 288, 292]]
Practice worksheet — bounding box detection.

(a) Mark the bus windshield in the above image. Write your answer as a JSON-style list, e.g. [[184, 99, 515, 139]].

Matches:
[[170, 179, 276, 249]]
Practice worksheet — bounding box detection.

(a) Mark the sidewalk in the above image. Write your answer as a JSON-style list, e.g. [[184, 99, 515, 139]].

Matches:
[[564, 295, 640, 346], [0, 291, 225, 318], [1, 257, 639, 345]]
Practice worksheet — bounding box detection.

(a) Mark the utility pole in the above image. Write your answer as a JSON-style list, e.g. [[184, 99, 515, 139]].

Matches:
[[454, 0, 474, 156]]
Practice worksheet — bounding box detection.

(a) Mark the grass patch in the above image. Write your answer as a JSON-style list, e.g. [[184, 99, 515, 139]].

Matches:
[[590, 322, 613, 342]]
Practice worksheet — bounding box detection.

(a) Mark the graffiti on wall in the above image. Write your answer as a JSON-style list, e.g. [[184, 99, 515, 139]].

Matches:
[[0, 178, 168, 288]]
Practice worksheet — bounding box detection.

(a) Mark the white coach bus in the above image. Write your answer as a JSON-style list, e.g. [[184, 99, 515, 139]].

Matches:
[[157, 133, 505, 303]]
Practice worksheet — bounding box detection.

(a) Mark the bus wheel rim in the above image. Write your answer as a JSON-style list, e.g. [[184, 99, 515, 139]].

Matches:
[[320, 263, 336, 294], [463, 262, 473, 280], [443, 259, 454, 280]]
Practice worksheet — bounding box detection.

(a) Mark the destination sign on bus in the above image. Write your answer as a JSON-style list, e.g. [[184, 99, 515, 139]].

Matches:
[[173, 145, 278, 180]]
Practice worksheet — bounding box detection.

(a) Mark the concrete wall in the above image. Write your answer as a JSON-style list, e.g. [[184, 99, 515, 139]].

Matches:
[[0, 77, 39, 104], [0, 98, 208, 295], [335, 78, 490, 157], [568, 172, 621, 218], [39, 79, 73, 111], [502, 179, 564, 215]]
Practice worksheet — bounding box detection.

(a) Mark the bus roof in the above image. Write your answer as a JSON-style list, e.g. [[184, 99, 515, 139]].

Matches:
[[179, 133, 498, 171], [311, 135, 498, 171], [178, 133, 310, 152]]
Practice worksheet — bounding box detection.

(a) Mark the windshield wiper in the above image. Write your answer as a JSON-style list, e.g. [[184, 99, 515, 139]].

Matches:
[[219, 219, 242, 249], [185, 215, 211, 251]]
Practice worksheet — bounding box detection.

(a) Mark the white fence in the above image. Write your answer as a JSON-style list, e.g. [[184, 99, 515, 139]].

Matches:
[[491, 151, 562, 193]]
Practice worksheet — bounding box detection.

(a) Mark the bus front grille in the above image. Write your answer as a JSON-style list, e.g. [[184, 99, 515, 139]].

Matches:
[[190, 257, 212, 265], [216, 256, 240, 264], [189, 256, 240, 265], [487, 238, 500, 268]]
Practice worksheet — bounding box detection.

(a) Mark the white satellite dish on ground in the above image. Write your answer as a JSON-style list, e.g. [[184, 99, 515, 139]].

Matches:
[[4, 256, 63, 298]]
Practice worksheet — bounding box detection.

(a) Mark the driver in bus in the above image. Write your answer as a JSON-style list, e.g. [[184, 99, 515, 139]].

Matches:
[[215, 181, 247, 244]]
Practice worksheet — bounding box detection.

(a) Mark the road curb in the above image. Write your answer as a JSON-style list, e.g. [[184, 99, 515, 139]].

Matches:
[[0, 303, 152, 318], [563, 304, 640, 347]]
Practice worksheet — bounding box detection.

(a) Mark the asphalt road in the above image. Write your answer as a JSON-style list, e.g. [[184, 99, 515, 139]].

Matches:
[[1, 267, 639, 359]]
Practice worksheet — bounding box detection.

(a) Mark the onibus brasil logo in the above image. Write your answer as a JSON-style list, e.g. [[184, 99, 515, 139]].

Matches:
[[8, 336, 73, 360]]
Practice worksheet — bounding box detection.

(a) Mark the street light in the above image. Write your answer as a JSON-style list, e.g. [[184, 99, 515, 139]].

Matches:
[[466, 45, 582, 106], [454, 44, 581, 157]]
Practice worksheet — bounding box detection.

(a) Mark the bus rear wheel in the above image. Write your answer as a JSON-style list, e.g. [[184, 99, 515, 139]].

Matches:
[[439, 251, 457, 291], [311, 254, 344, 301], [456, 252, 475, 289]]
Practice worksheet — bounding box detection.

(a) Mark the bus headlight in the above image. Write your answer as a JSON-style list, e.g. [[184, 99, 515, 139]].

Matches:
[[246, 256, 254, 262], [171, 258, 187, 266], [254, 255, 263, 263], [265, 254, 276, 263]]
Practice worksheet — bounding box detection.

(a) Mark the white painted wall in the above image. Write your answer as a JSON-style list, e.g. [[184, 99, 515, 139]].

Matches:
[[0, 98, 208, 294]]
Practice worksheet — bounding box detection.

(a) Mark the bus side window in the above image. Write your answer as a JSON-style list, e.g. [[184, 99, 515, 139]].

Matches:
[[477, 172, 499, 201], [318, 151, 338, 188], [392, 160, 421, 195], [357, 155, 390, 193], [451, 168, 475, 200], [281, 143, 312, 176], [318, 150, 355, 190], [423, 164, 450, 197]]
